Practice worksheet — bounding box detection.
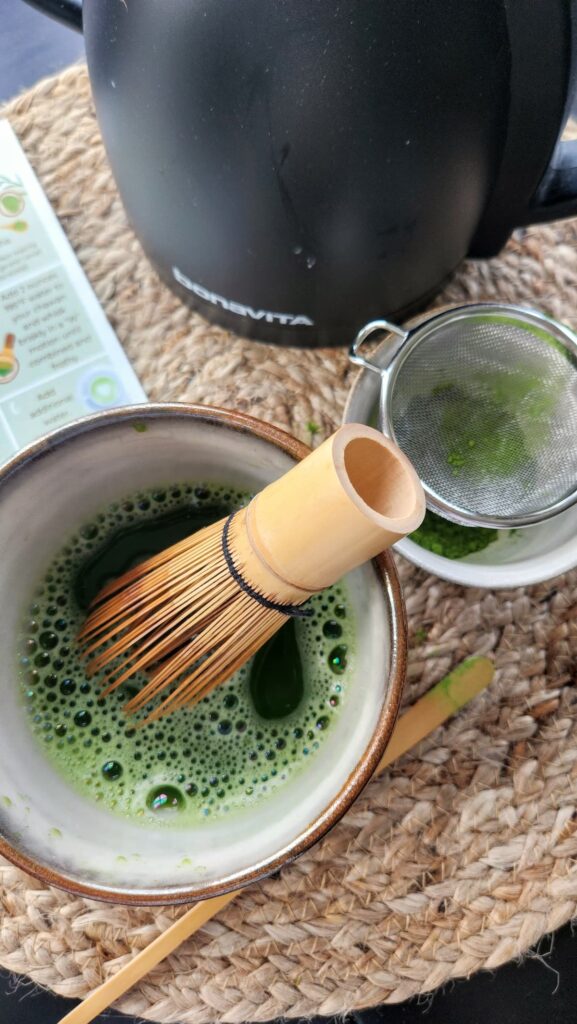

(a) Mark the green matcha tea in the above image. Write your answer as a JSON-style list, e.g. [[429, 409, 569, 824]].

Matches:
[[18, 483, 353, 827]]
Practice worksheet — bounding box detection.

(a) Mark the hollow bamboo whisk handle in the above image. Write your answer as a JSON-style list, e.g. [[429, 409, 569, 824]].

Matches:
[[232, 423, 425, 601]]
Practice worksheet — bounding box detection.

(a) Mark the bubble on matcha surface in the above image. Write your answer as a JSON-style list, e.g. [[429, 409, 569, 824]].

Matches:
[[147, 785, 185, 813], [328, 645, 348, 674], [18, 482, 354, 827]]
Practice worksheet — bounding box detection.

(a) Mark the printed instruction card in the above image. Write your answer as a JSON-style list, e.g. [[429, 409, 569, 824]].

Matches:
[[0, 121, 146, 464]]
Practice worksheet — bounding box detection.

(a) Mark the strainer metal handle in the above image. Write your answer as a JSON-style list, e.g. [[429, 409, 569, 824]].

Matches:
[[349, 319, 408, 377]]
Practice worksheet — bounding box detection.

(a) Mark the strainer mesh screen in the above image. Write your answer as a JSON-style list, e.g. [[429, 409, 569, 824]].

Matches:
[[389, 315, 577, 520]]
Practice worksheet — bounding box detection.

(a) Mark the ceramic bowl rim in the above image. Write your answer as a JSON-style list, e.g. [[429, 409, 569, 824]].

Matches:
[[0, 403, 407, 905]]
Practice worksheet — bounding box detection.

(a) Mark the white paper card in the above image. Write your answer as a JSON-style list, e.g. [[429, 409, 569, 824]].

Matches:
[[0, 121, 146, 463]]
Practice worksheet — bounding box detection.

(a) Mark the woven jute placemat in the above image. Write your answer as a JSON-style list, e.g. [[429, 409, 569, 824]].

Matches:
[[1, 65, 577, 1023]]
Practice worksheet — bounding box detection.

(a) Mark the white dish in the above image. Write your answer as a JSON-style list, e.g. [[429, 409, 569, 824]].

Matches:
[[343, 334, 577, 587]]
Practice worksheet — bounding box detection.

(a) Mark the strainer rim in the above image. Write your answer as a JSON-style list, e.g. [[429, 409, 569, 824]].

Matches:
[[378, 302, 577, 528]]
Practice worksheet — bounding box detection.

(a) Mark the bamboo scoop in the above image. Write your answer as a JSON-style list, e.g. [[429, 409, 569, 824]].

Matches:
[[58, 656, 494, 1024], [80, 423, 425, 720]]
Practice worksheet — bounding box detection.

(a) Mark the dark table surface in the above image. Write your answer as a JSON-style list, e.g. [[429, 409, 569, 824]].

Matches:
[[1, 4, 576, 1023]]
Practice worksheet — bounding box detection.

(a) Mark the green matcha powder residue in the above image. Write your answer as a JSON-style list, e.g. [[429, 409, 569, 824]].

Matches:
[[411, 512, 498, 559]]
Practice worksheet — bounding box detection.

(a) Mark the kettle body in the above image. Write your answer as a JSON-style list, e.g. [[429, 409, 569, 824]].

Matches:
[[25, 0, 577, 346]]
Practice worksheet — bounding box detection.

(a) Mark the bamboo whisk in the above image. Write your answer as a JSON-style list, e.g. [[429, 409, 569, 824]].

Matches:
[[79, 424, 425, 720]]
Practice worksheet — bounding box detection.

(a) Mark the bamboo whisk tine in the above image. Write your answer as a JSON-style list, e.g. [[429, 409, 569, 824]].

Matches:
[[80, 425, 426, 720]]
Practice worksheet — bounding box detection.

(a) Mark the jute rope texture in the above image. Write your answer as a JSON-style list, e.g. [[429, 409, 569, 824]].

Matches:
[[0, 66, 576, 1023]]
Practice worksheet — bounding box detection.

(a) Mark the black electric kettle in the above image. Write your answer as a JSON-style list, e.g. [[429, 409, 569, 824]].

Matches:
[[26, 0, 577, 347]]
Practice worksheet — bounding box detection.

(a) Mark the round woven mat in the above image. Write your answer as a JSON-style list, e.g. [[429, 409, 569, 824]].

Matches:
[[1, 64, 577, 1023]]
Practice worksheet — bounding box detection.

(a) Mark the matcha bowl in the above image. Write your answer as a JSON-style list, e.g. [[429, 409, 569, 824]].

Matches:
[[0, 405, 406, 904], [344, 331, 577, 588]]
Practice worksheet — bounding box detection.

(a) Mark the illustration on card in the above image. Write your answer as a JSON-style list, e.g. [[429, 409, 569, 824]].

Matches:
[[0, 333, 19, 384], [0, 175, 28, 234], [78, 366, 126, 410]]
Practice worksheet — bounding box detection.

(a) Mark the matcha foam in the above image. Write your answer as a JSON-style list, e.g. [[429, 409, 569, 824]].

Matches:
[[18, 483, 353, 827]]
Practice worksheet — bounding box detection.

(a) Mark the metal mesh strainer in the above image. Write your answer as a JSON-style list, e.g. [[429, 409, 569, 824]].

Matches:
[[349, 303, 577, 528]]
